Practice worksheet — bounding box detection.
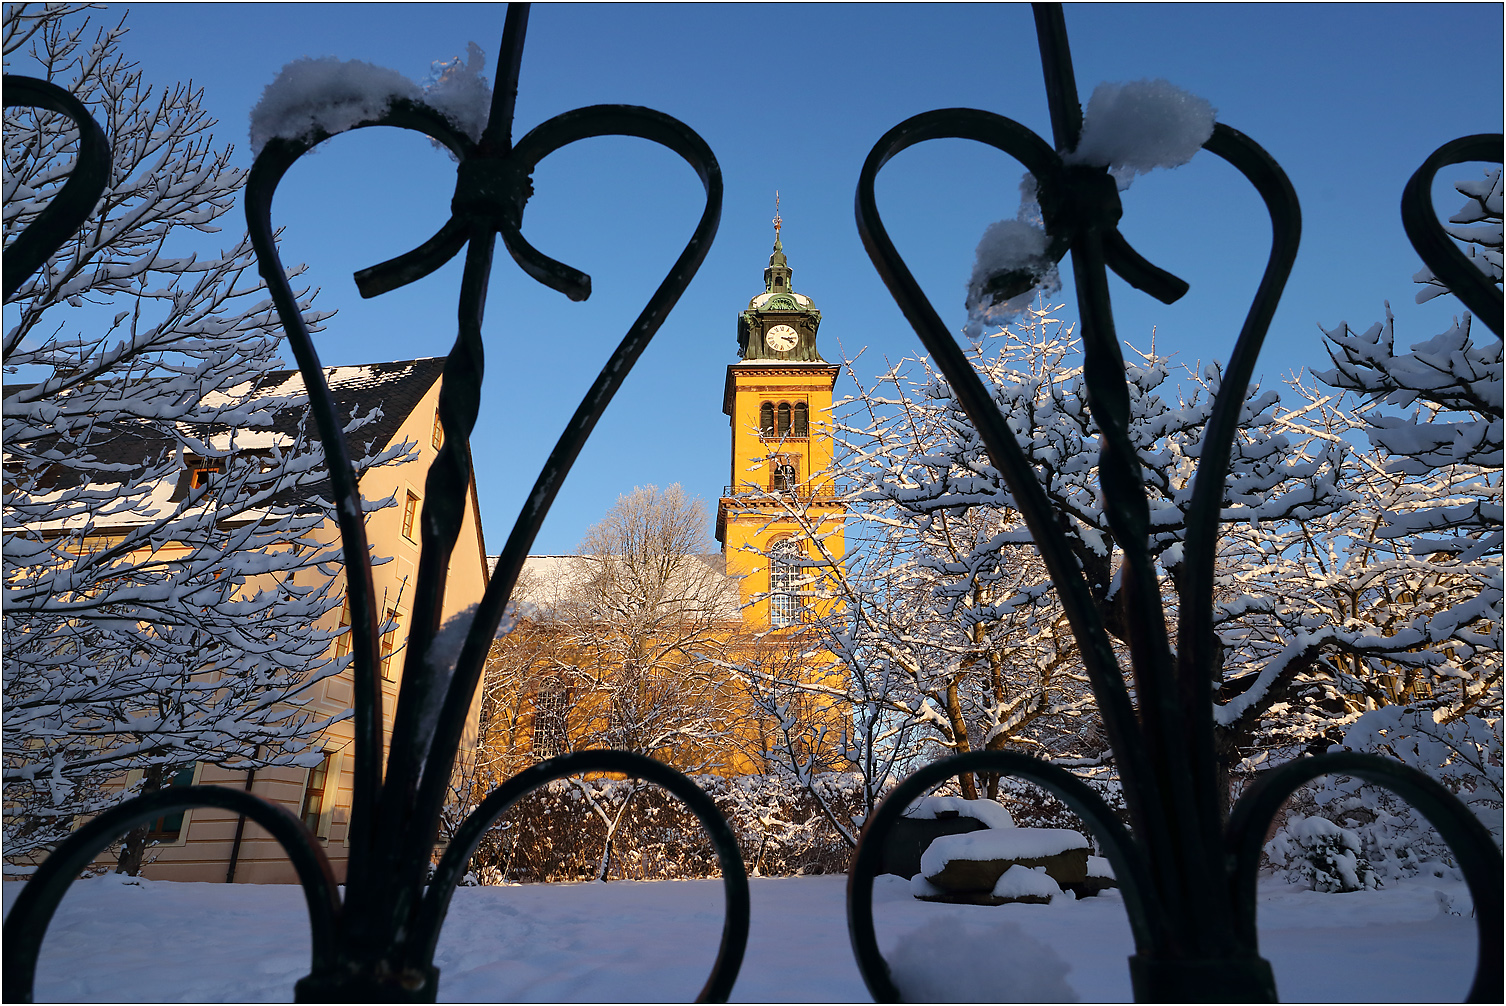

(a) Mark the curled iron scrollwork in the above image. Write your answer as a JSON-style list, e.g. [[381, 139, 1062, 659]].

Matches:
[[1400, 133, 1504, 337]]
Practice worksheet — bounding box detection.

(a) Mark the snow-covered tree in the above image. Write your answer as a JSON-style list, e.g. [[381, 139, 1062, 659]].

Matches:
[[1252, 168, 1504, 880], [750, 283, 1499, 821], [1310, 168, 1502, 719], [1, 5, 403, 870], [1221, 168, 1503, 770], [733, 305, 1115, 839], [479, 484, 746, 777], [474, 485, 751, 877]]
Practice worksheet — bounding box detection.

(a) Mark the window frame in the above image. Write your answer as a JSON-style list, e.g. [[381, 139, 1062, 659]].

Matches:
[[333, 598, 351, 659], [531, 682, 570, 760], [401, 490, 420, 542], [380, 607, 401, 681], [299, 752, 334, 839], [769, 540, 805, 628], [135, 763, 201, 845], [759, 401, 776, 437]]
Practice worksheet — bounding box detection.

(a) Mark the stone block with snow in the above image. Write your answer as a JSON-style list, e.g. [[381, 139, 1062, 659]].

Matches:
[[1066, 854, 1119, 898], [918, 827, 1090, 904], [881, 797, 1014, 880]]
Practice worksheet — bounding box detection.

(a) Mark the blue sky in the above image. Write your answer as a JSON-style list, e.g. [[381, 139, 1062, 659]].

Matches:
[[33, 4, 1506, 555]]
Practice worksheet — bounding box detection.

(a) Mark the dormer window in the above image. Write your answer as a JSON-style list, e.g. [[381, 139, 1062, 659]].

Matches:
[[189, 464, 221, 492]]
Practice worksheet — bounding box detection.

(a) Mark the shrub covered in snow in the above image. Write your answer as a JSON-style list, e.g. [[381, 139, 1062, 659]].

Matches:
[[453, 773, 865, 883], [1321, 708, 1500, 883], [1267, 707, 1501, 887], [1265, 813, 1377, 892]]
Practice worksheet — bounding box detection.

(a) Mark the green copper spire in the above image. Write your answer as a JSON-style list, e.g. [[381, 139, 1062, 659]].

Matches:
[[764, 192, 792, 292], [764, 234, 792, 292], [737, 192, 825, 363]]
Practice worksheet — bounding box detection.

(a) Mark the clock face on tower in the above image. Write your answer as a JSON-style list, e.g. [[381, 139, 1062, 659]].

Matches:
[[766, 324, 799, 352]]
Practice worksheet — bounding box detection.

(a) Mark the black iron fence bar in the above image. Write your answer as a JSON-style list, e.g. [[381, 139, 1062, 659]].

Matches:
[[245, 102, 474, 897], [0, 75, 111, 316], [415, 750, 750, 1002], [2, 786, 342, 1003], [5, 3, 736, 1001], [242, 1, 729, 995], [1172, 122, 1301, 882], [1400, 134, 1504, 337], [406, 101, 723, 908]]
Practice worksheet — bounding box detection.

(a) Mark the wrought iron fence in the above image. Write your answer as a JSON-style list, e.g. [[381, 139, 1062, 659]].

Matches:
[[847, 5, 1501, 1002], [3, 3, 1501, 1003]]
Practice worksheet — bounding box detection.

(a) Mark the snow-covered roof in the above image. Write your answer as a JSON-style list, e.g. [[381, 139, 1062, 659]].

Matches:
[[10, 358, 447, 529]]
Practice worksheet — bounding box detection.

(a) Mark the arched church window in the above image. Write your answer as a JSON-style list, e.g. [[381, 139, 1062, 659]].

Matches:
[[760, 401, 776, 437], [769, 540, 804, 628], [777, 402, 792, 436], [792, 401, 808, 438]]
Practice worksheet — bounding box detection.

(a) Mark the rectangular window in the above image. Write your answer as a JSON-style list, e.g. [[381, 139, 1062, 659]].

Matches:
[[402, 491, 420, 542], [380, 608, 400, 680], [300, 753, 332, 836], [531, 683, 570, 759], [770, 544, 805, 628], [143, 765, 198, 841], [333, 599, 351, 659], [431, 411, 444, 451]]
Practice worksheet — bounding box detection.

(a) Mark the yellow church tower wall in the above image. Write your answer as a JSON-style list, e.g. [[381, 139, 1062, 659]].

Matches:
[[715, 211, 846, 635]]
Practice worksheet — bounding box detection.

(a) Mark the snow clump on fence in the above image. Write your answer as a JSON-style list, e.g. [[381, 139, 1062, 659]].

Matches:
[[251, 44, 492, 154], [964, 79, 1214, 336], [1066, 78, 1216, 189]]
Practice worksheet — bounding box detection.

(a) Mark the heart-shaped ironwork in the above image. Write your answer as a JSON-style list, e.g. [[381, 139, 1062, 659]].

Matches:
[[3, 5, 747, 1002], [846, 4, 1501, 1002]]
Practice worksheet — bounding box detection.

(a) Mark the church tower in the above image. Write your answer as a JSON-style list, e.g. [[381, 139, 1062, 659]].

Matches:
[[716, 211, 845, 631]]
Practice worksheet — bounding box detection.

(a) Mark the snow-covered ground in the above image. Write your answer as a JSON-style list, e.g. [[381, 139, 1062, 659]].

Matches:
[[3, 873, 1477, 1002]]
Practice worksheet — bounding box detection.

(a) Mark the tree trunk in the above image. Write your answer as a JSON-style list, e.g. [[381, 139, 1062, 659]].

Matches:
[[115, 764, 168, 876], [943, 682, 979, 800]]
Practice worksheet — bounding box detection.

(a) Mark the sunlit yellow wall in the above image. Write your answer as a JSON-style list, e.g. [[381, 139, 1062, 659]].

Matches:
[[128, 375, 490, 884]]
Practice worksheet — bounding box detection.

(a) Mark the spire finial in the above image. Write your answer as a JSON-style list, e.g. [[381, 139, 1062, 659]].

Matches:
[[773, 190, 782, 242]]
